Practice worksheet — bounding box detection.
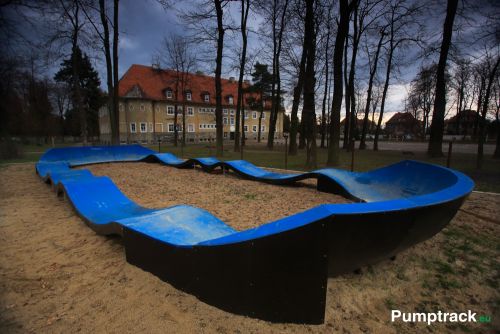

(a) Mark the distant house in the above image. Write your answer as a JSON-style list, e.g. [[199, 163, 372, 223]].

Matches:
[[384, 112, 421, 138], [339, 117, 377, 138], [445, 109, 478, 136]]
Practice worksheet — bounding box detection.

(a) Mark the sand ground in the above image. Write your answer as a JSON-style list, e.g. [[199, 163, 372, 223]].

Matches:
[[0, 162, 498, 334]]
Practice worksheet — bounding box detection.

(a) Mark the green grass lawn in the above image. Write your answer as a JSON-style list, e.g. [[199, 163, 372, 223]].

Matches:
[[2, 142, 499, 193]]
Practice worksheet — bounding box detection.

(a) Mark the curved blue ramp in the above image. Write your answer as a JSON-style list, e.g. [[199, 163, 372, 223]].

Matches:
[[35, 145, 474, 324]]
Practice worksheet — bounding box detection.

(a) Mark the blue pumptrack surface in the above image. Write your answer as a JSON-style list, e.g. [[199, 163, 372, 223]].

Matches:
[[36, 144, 474, 324]]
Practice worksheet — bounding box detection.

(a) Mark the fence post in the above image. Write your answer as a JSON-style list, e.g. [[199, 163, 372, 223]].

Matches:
[[446, 141, 453, 168]]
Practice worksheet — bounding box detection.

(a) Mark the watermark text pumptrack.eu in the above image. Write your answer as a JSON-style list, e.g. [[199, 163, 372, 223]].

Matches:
[[391, 310, 492, 326]]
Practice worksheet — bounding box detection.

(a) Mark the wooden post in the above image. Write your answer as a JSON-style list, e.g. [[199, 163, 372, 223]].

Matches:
[[446, 141, 453, 168], [350, 139, 355, 172]]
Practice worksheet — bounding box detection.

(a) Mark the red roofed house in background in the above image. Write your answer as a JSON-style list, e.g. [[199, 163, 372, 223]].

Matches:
[[384, 112, 422, 139], [98, 64, 284, 144]]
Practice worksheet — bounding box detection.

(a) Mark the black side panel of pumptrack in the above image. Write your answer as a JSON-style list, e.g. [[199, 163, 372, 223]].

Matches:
[[123, 218, 330, 324]]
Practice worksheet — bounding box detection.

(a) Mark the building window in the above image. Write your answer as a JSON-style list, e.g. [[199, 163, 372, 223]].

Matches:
[[166, 90, 173, 99], [262, 112, 265, 119], [223, 109, 228, 115], [140, 104, 145, 111], [230, 109, 235, 115], [223, 117, 228, 125], [149, 122, 153, 132], [187, 107, 194, 116], [228, 96, 234, 105], [244, 111, 249, 119], [223, 132, 228, 138], [129, 104, 134, 111], [168, 123, 174, 132], [140, 122, 147, 133], [188, 124, 195, 132], [230, 117, 234, 125], [167, 106, 174, 115], [252, 111, 257, 119], [176, 124, 183, 132], [130, 122, 136, 133], [244, 125, 248, 132], [120, 103, 124, 111], [204, 94, 210, 103], [186, 92, 192, 101], [252, 125, 257, 132], [261, 125, 265, 132]]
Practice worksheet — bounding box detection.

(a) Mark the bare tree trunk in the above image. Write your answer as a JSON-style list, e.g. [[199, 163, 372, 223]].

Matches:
[[347, 5, 359, 149], [428, 0, 458, 157], [360, 29, 384, 149], [342, 35, 350, 149], [267, 0, 289, 150], [214, 0, 224, 156], [112, 0, 119, 143], [320, 11, 331, 149], [327, 0, 352, 166], [288, 32, 307, 156], [98, 0, 118, 144], [234, 0, 249, 152], [477, 57, 499, 168], [374, 45, 394, 151], [303, 0, 317, 169]]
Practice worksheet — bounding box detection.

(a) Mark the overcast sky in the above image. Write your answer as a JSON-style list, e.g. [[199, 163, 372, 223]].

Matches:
[[5, 0, 497, 121]]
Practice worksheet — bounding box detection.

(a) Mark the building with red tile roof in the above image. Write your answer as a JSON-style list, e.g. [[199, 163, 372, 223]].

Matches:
[[98, 64, 283, 144]]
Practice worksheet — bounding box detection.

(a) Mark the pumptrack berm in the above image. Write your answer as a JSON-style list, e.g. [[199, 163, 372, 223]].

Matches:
[[35, 144, 474, 324]]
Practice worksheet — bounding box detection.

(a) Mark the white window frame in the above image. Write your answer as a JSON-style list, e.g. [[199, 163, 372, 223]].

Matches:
[[230, 109, 235, 115], [262, 112, 265, 119], [223, 109, 228, 115], [188, 124, 195, 132], [204, 94, 210, 103], [261, 125, 265, 132], [223, 132, 228, 138], [230, 117, 234, 125], [166, 90, 173, 99], [252, 125, 257, 132], [228, 96, 234, 105], [223, 117, 228, 125], [167, 106, 174, 115], [186, 92, 192, 101], [140, 122, 147, 133], [168, 123, 175, 132], [252, 111, 257, 119], [244, 111, 249, 119], [130, 122, 137, 133], [244, 125, 248, 132], [187, 107, 194, 116]]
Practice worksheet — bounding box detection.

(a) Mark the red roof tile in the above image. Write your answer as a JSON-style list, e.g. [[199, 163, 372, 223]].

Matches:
[[119, 64, 267, 108]]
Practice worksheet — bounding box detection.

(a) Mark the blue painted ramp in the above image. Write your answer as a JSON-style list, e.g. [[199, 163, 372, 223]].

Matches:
[[35, 145, 474, 324]]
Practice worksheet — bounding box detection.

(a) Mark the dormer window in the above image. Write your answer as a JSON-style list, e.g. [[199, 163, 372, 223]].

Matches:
[[165, 89, 173, 99], [186, 92, 192, 101], [204, 94, 210, 103], [228, 96, 234, 105]]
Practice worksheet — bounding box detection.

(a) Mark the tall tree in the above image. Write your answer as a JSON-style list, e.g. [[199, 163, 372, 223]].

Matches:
[[427, 0, 458, 157], [327, 0, 355, 166], [359, 27, 385, 149], [54, 47, 103, 138], [251, 62, 273, 142], [302, 0, 317, 168], [214, 0, 224, 156], [477, 54, 499, 168], [234, 0, 250, 152]]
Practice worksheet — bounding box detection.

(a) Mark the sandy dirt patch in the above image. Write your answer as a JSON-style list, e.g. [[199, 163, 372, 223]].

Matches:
[[0, 162, 498, 333]]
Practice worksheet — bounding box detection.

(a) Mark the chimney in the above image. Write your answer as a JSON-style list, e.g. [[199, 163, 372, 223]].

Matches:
[[229, 76, 235, 82]]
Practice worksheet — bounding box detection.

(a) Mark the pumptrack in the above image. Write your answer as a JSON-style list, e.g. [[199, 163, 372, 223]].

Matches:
[[35, 144, 473, 324]]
